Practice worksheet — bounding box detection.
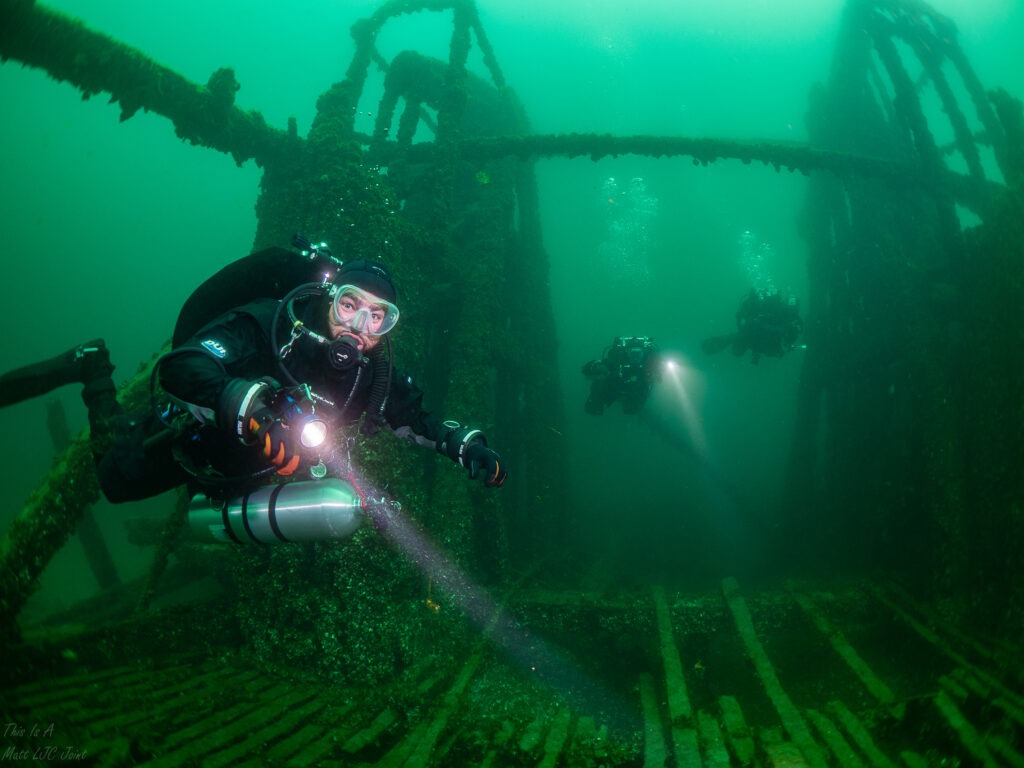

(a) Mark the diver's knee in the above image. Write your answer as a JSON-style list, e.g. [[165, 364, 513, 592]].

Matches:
[[95, 458, 135, 504]]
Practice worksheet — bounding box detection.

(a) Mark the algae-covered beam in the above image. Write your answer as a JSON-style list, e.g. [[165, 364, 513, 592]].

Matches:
[[134, 490, 189, 614], [47, 398, 120, 592], [932, 688, 1001, 768], [719, 696, 756, 767], [988, 88, 1024, 187], [826, 700, 898, 768], [788, 586, 899, 712], [804, 708, 866, 768], [651, 586, 701, 767], [372, 132, 911, 179], [652, 585, 693, 726], [0, 354, 162, 638], [865, 583, 1023, 706], [883, 10, 985, 181], [365, 131, 1001, 217], [455, 133, 919, 180], [0, 431, 101, 640], [0, 0, 293, 167], [868, 18, 963, 249], [639, 673, 671, 768], [721, 577, 828, 768], [401, 651, 483, 765]]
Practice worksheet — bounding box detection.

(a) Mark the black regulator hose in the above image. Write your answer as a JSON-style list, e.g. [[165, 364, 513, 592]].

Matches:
[[271, 280, 394, 432], [272, 282, 329, 387], [362, 338, 393, 434]]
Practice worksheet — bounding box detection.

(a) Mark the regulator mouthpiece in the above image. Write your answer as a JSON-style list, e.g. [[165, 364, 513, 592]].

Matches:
[[327, 335, 363, 370]]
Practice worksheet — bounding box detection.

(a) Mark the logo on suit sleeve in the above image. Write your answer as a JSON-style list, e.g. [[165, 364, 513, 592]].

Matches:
[[201, 339, 228, 359]]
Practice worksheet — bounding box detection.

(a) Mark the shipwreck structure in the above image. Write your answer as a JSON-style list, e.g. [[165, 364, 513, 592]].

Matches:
[[1, 0, 1023, 764]]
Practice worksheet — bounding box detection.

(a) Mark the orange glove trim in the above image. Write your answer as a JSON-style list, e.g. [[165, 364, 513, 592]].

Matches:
[[278, 455, 300, 476], [272, 443, 286, 466]]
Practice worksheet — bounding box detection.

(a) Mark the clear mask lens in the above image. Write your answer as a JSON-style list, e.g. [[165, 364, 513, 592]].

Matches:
[[331, 285, 399, 336]]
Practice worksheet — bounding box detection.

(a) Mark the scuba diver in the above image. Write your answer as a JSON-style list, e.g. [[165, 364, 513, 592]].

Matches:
[[0, 237, 506, 542], [581, 336, 662, 415], [701, 288, 803, 365]]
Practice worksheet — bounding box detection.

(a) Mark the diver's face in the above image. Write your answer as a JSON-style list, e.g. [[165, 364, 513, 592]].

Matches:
[[327, 290, 385, 352]]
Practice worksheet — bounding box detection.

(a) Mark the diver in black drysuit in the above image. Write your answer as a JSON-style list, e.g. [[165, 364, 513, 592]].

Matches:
[[581, 336, 662, 415], [0, 243, 507, 507], [701, 288, 803, 364]]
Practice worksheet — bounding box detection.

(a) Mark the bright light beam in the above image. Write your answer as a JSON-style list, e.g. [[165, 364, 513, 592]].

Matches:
[[659, 353, 708, 459], [335, 456, 637, 729]]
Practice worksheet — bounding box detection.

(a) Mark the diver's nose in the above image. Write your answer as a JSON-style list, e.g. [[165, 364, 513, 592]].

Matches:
[[346, 307, 370, 332]]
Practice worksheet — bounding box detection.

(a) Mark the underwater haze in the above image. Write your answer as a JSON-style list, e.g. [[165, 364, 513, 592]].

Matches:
[[1, 0, 1023, 611]]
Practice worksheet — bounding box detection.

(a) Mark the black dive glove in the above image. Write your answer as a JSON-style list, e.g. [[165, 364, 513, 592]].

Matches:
[[437, 424, 508, 488], [219, 378, 277, 442], [218, 378, 313, 477], [247, 406, 304, 476]]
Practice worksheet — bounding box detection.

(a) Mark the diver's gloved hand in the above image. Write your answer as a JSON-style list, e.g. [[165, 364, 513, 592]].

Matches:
[[219, 377, 302, 476], [218, 378, 279, 443], [247, 407, 303, 476], [437, 424, 508, 488], [463, 442, 507, 488]]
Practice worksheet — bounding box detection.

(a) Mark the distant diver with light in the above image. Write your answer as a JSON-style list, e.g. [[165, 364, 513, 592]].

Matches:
[[581, 335, 663, 415]]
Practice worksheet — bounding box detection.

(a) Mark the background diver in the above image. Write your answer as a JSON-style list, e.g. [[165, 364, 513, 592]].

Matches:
[[0, 238, 507, 542], [701, 288, 803, 364], [581, 335, 662, 415]]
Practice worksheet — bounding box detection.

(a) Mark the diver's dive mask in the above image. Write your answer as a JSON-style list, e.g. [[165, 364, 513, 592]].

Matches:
[[330, 284, 400, 337]]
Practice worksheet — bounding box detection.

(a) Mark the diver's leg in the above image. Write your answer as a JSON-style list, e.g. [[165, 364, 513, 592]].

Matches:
[[0, 338, 138, 494], [0, 340, 113, 408], [86, 380, 188, 502], [94, 420, 188, 503], [701, 334, 736, 355], [78, 348, 123, 459], [80, 365, 186, 503], [0, 340, 183, 503], [585, 379, 608, 415], [2, 337, 137, 468]]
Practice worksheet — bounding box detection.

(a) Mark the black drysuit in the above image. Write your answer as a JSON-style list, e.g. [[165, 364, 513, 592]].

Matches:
[[96, 298, 447, 503]]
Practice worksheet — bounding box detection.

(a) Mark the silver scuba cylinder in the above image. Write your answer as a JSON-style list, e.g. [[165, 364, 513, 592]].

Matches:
[[188, 477, 363, 544]]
